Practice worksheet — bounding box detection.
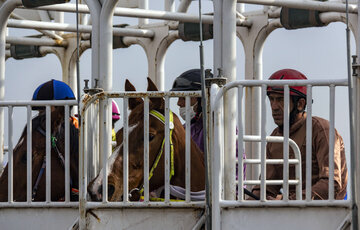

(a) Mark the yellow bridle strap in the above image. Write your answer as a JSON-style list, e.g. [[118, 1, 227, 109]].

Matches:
[[139, 110, 174, 195], [139, 196, 184, 202]]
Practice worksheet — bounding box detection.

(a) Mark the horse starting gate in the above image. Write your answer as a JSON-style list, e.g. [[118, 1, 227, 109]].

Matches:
[[0, 0, 359, 230]]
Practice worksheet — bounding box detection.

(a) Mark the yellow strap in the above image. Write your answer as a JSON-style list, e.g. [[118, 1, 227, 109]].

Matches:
[[139, 110, 174, 195], [139, 196, 184, 202]]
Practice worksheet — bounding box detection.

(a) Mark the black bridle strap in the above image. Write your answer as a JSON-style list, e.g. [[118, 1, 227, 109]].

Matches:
[[31, 126, 78, 200]]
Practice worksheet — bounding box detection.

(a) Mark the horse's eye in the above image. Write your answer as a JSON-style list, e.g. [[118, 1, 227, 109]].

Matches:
[[149, 134, 155, 142]]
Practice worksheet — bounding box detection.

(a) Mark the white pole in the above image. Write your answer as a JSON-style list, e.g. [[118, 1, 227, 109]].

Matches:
[[222, 0, 237, 200], [139, 0, 149, 25], [0, 0, 22, 176], [99, 0, 118, 203]]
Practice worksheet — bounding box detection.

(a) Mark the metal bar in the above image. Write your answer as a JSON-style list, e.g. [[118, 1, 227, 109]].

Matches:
[[85, 201, 205, 209], [260, 85, 267, 201], [7, 19, 155, 38], [123, 98, 129, 202], [306, 85, 313, 201], [0, 202, 79, 208], [46, 106, 51, 202], [244, 180, 300, 185], [185, 96, 191, 203], [6, 36, 68, 47], [164, 96, 170, 202], [329, 85, 336, 201], [0, 100, 77, 107], [237, 86, 244, 201], [283, 85, 290, 201], [29, 4, 251, 26], [138, 0, 149, 25], [219, 200, 351, 208], [8, 106, 13, 202], [26, 105, 32, 203], [65, 105, 70, 203], [236, 0, 357, 14], [143, 97, 149, 202], [243, 159, 300, 164], [211, 84, 221, 230]]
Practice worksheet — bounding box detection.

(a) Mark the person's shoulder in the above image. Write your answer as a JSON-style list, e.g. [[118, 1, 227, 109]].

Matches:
[[312, 116, 329, 128]]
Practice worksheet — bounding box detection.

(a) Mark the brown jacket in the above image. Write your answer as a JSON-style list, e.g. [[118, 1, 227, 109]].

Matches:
[[253, 114, 347, 200]]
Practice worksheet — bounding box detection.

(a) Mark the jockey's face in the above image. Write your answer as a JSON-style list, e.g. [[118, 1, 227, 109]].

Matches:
[[177, 97, 198, 108]]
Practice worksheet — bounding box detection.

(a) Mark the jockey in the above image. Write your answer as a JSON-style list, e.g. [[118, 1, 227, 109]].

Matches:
[[32, 79, 78, 128], [112, 99, 120, 142]]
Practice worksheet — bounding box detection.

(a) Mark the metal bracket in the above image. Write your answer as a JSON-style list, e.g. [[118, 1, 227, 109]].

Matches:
[[352, 55, 360, 78], [205, 68, 227, 88], [83, 78, 104, 95]]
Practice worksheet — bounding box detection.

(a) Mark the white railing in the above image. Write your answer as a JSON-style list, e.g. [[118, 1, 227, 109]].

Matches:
[[211, 79, 350, 209], [80, 91, 203, 210], [0, 100, 78, 206]]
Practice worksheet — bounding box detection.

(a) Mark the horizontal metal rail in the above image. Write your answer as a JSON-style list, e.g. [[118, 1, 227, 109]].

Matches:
[[237, 0, 357, 14], [220, 200, 351, 208], [85, 201, 205, 209], [7, 19, 155, 38], [25, 4, 251, 27]]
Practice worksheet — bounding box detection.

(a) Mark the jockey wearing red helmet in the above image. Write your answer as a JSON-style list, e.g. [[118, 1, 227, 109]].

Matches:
[[250, 69, 347, 201], [267, 69, 308, 128]]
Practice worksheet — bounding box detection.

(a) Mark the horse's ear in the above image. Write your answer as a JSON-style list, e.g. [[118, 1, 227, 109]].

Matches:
[[147, 78, 164, 110], [147, 77, 158, 91], [125, 79, 143, 110]]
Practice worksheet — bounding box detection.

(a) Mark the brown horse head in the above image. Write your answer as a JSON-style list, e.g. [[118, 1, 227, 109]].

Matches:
[[0, 107, 79, 202], [88, 78, 205, 201]]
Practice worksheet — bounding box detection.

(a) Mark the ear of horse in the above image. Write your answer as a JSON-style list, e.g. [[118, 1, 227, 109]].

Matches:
[[147, 78, 164, 110], [125, 79, 143, 110]]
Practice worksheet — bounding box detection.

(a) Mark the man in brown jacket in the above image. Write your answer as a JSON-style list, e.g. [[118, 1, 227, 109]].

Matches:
[[251, 69, 347, 200]]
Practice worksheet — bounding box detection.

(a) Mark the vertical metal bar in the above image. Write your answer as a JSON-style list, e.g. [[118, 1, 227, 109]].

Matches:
[[283, 85, 290, 201], [101, 99, 111, 203], [143, 97, 150, 202], [211, 85, 221, 230], [45, 106, 51, 202], [260, 85, 267, 201], [8, 106, 13, 202], [185, 96, 191, 203], [237, 86, 244, 201], [79, 104, 86, 229], [164, 96, 170, 202], [329, 85, 335, 201], [123, 97, 129, 202], [26, 105, 32, 202], [65, 105, 70, 202], [306, 85, 313, 201]]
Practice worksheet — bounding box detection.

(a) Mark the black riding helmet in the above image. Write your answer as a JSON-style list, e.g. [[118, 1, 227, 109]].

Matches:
[[171, 69, 202, 91]]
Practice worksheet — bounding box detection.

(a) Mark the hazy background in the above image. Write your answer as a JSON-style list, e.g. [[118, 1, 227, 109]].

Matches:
[[3, 1, 354, 170]]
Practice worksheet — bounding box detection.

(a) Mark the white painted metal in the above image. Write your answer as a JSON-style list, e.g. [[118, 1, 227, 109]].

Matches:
[[143, 97, 150, 202], [283, 85, 290, 201], [306, 85, 313, 201], [185, 96, 191, 203], [164, 96, 170, 202], [33, 3, 251, 26], [65, 105, 70, 203], [6, 36, 68, 46], [26, 105, 32, 203], [7, 106, 13, 202], [237, 86, 244, 201], [260, 85, 267, 201], [123, 97, 129, 202], [329, 85, 336, 201], [7, 19, 155, 38], [46, 106, 51, 202], [138, 0, 149, 25], [237, 0, 358, 13]]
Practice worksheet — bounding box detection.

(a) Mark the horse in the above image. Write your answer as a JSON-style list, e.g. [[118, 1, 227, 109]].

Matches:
[[0, 106, 79, 202], [87, 78, 205, 201]]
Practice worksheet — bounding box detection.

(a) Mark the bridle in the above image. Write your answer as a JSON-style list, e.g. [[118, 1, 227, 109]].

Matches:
[[129, 109, 175, 200], [32, 125, 78, 201]]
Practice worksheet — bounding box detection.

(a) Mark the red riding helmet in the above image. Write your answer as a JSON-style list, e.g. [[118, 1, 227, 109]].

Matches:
[[267, 69, 307, 98]]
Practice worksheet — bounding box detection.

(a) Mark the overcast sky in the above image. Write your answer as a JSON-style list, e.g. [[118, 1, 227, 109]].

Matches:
[[3, 1, 354, 165]]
